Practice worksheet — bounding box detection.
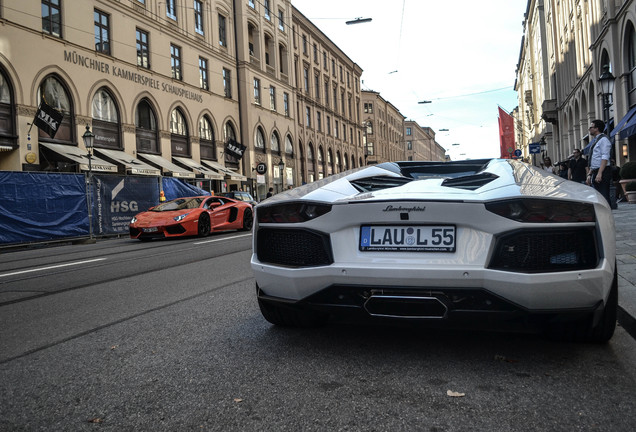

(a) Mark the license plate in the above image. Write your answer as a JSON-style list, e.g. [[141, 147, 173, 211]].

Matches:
[[142, 227, 159, 233], [359, 225, 456, 252]]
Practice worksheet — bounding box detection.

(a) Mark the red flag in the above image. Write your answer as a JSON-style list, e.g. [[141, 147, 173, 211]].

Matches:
[[498, 107, 515, 159]]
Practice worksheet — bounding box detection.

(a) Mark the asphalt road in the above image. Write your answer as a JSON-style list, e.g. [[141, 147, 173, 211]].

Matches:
[[1, 235, 636, 431]]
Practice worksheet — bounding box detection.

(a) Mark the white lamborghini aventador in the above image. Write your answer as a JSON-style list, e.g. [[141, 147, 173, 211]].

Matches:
[[251, 159, 617, 342]]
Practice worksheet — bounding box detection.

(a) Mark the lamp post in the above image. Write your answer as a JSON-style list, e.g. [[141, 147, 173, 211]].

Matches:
[[598, 64, 616, 130], [82, 125, 95, 240], [278, 159, 285, 193]]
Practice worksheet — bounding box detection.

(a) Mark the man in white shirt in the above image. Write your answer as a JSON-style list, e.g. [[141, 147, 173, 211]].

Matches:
[[586, 119, 612, 205]]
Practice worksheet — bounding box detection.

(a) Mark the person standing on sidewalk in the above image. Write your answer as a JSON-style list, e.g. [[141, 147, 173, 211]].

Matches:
[[568, 149, 587, 183], [586, 119, 612, 205]]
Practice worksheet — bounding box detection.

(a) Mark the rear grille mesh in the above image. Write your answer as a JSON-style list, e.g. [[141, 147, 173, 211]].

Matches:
[[489, 227, 598, 273], [257, 228, 333, 267]]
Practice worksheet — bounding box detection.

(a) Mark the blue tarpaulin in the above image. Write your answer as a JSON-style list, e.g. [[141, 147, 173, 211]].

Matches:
[[0, 171, 88, 244], [161, 177, 210, 201]]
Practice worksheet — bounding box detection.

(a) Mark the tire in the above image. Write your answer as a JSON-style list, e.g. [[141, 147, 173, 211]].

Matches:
[[546, 267, 617, 343], [197, 213, 211, 237], [241, 209, 253, 231], [257, 295, 327, 328]]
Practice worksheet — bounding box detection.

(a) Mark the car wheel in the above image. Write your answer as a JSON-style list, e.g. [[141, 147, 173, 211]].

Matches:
[[257, 296, 327, 327], [546, 266, 617, 343], [198, 213, 211, 237], [241, 209, 253, 231]]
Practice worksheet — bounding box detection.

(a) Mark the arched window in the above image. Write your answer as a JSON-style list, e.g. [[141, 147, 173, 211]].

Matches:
[[285, 135, 293, 155], [135, 98, 158, 153], [170, 108, 189, 156], [336, 151, 341, 173], [91, 87, 120, 149], [327, 149, 333, 176], [38, 75, 74, 143], [307, 143, 315, 183], [271, 131, 280, 152], [627, 23, 636, 106], [224, 121, 239, 166], [0, 68, 16, 148], [255, 127, 265, 149], [299, 141, 305, 184], [318, 146, 324, 179], [199, 115, 215, 160]]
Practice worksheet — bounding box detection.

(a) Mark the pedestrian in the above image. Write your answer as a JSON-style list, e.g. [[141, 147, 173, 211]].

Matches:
[[586, 119, 612, 205], [542, 157, 556, 174], [266, 187, 273, 198], [568, 148, 587, 183]]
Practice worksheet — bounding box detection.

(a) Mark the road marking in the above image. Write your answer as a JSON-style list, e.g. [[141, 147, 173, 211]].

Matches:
[[193, 233, 252, 245], [0, 258, 106, 278]]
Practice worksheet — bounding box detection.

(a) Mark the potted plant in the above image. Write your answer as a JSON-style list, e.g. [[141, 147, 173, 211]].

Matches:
[[625, 181, 636, 204], [619, 161, 636, 197]]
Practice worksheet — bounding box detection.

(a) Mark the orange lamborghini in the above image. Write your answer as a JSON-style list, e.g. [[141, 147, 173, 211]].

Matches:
[[129, 195, 253, 241]]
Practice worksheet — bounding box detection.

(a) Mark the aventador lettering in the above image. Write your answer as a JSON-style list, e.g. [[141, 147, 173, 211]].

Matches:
[[63, 50, 203, 103]]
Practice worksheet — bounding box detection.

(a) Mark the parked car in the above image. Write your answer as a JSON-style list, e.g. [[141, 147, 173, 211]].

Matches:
[[221, 191, 258, 206], [251, 159, 617, 342], [130, 195, 253, 240]]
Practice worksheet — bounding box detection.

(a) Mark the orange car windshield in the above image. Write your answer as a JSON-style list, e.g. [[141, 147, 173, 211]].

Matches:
[[152, 198, 204, 211]]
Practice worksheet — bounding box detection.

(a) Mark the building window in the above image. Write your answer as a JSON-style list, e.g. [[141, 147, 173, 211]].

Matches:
[[254, 78, 261, 104], [0, 70, 16, 148], [136, 29, 150, 68], [323, 51, 327, 69], [249, 0, 255, 9], [199, 57, 209, 90], [170, 108, 189, 156], [406, 127, 412, 135], [278, 9, 285, 32], [333, 88, 337, 112], [285, 135, 293, 155], [271, 132, 280, 152], [364, 103, 373, 113], [325, 81, 329, 107], [407, 141, 412, 150], [366, 122, 373, 135], [306, 107, 311, 127], [255, 127, 265, 149], [315, 75, 320, 100], [341, 91, 345, 113], [42, 0, 62, 38], [194, 0, 204, 35], [199, 115, 216, 160], [339, 66, 343, 81], [335, 120, 339, 138], [331, 59, 336, 76], [326, 116, 331, 135], [264, 0, 271, 20], [343, 124, 347, 141], [218, 14, 227, 46], [223, 68, 232, 98], [91, 87, 120, 149], [166, 0, 177, 20], [302, 35, 307, 55], [313, 43, 318, 63], [303, 67, 309, 92], [38, 76, 74, 143], [94, 9, 110, 54], [283, 92, 289, 116], [136, 98, 159, 154], [171, 44, 182, 80], [270, 86, 276, 111]]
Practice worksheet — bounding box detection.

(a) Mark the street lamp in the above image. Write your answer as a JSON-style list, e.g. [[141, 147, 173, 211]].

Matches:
[[82, 125, 95, 240], [598, 64, 616, 130], [278, 159, 285, 193]]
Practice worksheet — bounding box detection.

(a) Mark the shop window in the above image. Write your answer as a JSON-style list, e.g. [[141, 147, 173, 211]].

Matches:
[[38, 75, 73, 143], [0, 70, 16, 147], [92, 88, 120, 149], [135, 99, 158, 153], [170, 108, 189, 156], [199, 115, 215, 160]]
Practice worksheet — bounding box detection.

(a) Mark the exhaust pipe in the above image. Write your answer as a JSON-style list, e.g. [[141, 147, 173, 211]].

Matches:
[[363, 295, 448, 319]]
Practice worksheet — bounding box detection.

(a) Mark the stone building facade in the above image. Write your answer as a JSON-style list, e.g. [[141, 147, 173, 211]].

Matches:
[[360, 90, 405, 164], [516, 0, 636, 166]]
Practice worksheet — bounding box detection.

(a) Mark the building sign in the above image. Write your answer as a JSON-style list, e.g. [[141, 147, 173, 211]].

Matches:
[[33, 100, 64, 138], [255, 162, 267, 174], [63, 50, 203, 103], [225, 139, 246, 160]]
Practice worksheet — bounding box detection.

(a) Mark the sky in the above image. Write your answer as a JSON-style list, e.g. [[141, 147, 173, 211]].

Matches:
[[291, 0, 529, 160]]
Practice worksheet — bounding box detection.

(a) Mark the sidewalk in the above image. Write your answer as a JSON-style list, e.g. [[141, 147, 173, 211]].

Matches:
[[615, 200, 636, 339]]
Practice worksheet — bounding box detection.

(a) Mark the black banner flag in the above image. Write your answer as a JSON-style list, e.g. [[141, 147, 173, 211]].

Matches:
[[34, 100, 64, 139], [225, 138, 246, 160]]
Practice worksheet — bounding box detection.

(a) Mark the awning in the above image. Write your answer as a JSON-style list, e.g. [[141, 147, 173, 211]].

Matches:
[[40, 142, 118, 173], [201, 160, 247, 181], [173, 156, 224, 180], [615, 106, 636, 139], [137, 153, 195, 178], [93, 148, 160, 176]]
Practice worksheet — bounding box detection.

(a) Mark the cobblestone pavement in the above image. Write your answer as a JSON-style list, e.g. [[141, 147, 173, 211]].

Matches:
[[615, 200, 636, 339]]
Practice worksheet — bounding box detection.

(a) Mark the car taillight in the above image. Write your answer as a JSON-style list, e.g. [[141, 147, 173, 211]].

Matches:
[[257, 202, 332, 223], [485, 199, 595, 223]]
